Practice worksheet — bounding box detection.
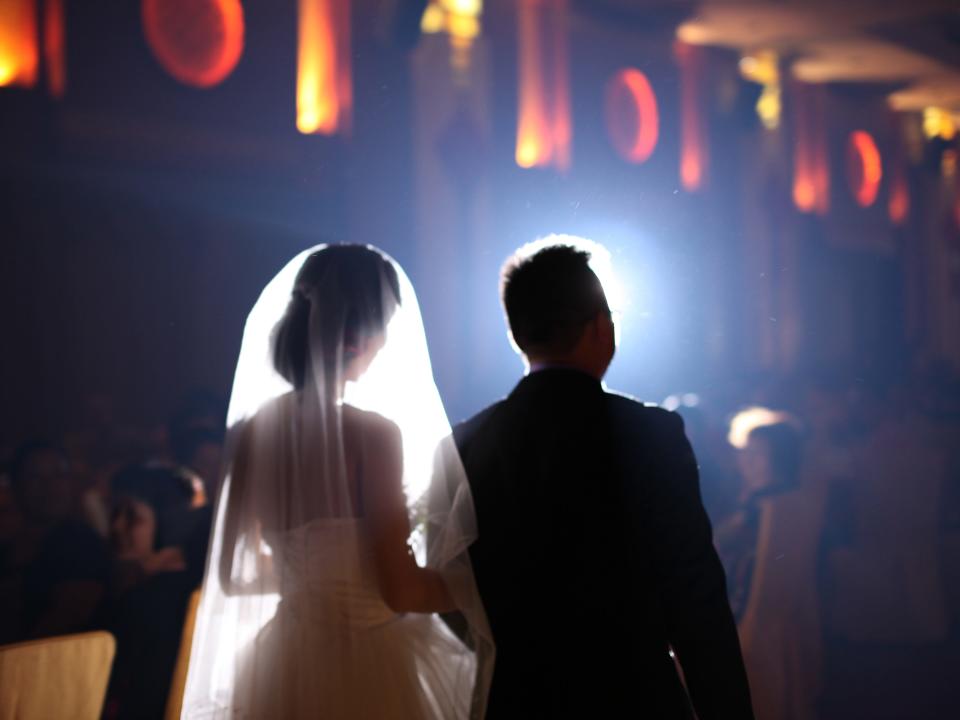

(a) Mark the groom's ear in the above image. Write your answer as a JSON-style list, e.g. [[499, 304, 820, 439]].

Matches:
[[591, 308, 616, 350]]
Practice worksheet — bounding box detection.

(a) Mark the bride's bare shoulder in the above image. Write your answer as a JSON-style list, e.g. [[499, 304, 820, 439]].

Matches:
[[241, 392, 296, 426], [342, 405, 401, 443]]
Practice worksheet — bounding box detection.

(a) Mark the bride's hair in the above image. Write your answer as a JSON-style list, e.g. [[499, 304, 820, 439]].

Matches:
[[272, 245, 401, 390]]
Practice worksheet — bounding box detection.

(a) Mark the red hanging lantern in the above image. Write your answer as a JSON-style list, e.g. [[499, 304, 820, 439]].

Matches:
[[142, 0, 245, 88], [605, 68, 659, 164]]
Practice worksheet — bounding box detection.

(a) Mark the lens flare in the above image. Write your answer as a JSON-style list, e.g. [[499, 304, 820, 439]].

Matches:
[[728, 406, 794, 449]]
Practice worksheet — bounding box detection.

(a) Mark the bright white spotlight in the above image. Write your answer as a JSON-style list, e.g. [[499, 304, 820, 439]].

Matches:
[[512, 233, 626, 316]]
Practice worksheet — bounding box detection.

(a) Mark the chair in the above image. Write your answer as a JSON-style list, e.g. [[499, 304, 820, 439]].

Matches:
[[0, 631, 115, 720], [164, 589, 202, 720]]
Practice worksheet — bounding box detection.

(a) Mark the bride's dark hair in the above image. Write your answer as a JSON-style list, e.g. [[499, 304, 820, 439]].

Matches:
[[272, 245, 401, 390]]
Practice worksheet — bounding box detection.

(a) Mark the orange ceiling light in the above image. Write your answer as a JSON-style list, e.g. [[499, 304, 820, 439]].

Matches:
[[43, 0, 65, 97], [605, 68, 659, 164], [847, 130, 882, 208], [142, 0, 245, 88], [297, 0, 352, 135], [675, 41, 708, 191], [515, 0, 571, 171], [0, 0, 38, 88]]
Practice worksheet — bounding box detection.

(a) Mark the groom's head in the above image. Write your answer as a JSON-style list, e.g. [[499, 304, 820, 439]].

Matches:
[[501, 238, 615, 379]]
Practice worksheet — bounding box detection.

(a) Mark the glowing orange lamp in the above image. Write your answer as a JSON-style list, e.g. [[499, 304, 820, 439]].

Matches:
[[847, 130, 882, 208], [791, 82, 830, 215], [605, 68, 659, 164], [0, 0, 38, 88], [297, 0, 352, 135], [515, 0, 570, 171], [675, 41, 707, 191], [142, 0, 245, 88]]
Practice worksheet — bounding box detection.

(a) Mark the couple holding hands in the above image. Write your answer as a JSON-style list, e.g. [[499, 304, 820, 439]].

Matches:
[[181, 237, 753, 719]]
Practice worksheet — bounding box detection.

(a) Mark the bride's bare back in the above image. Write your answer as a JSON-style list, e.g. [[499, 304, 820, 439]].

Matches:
[[224, 394, 452, 613]]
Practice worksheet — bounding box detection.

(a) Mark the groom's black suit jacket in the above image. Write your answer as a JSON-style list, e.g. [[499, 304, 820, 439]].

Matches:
[[454, 369, 753, 719]]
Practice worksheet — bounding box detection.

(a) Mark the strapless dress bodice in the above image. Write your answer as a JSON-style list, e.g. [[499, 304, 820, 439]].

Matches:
[[266, 518, 398, 629]]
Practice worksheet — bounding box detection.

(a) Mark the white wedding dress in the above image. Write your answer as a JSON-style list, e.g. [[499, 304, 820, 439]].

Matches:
[[231, 519, 473, 719], [181, 245, 492, 720]]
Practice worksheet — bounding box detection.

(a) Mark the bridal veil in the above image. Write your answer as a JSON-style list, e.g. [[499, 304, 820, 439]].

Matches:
[[181, 245, 493, 719]]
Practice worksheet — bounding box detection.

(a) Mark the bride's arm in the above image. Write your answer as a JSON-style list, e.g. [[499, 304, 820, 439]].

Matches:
[[361, 415, 455, 614], [217, 426, 247, 593], [217, 422, 277, 595]]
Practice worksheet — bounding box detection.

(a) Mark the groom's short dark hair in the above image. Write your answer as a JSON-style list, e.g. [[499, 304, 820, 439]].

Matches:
[[500, 242, 609, 355]]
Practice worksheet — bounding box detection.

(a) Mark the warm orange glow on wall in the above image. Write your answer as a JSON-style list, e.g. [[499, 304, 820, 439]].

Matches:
[[791, 82, 830, 215], [0, 0, 38, 88], [888, 174, 909, 225], [297, 0, 352, 135], [888, 117, 910, 225], [847, 130, 882, 208], [43, 0, 65, 97], [605, 68, 658, 164], [515, 0, 570, 171], [143, 0, 244, 88], [676, 41, 708, 191]]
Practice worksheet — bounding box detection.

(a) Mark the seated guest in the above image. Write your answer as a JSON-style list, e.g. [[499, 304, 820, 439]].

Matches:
[[109, 463, 209, 589], [105, 463, 211, 720], [0, 441, 109, 641], [169, 425, 223, 503]]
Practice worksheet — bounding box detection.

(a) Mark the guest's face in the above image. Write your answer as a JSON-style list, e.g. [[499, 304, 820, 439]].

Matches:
[[190, 441, 223, 489], [16, 449, 73, 523], [111, 497, 156, 559]]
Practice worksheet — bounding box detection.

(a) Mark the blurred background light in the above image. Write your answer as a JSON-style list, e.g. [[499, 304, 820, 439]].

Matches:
[[605, 68, 659, 164], [142, 0, 245, 89], [739, 50, 781, 130], [515, 0, 570, 171], [0, 0, 38, 88], [297, 0, 351, 134], [847, 130, 882, 208]]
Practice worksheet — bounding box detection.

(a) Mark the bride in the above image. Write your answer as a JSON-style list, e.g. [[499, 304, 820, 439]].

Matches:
[[181, 245, 493, 719]]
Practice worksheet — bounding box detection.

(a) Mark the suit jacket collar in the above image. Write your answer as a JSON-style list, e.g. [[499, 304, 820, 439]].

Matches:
[[510, 367, 603, 399]]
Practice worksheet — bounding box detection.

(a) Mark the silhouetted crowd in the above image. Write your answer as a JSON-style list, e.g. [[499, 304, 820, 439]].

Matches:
[[0, 391, 222, 719], [686, 366, 960, 720], [1, 370, 958, 720]]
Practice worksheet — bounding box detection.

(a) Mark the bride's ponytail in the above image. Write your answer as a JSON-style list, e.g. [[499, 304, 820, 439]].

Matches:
[[272, 289, 312, 389], [270, 245, 401, 392]]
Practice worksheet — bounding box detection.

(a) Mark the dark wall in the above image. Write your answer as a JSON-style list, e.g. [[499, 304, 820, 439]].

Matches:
[[0, 0, 417, 439]]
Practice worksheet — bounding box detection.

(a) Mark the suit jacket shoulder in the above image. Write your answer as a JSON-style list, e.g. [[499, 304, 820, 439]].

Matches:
[[453, 401, 504, 454], [605, 392, 688, 444]]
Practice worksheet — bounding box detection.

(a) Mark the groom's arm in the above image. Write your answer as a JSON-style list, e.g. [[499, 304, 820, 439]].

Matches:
[[426, 425, 473, 646], [643, 410, 754, 720]]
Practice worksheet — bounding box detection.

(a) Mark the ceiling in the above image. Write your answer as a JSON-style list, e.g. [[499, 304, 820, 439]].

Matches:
[[669, 0, 960, 114]]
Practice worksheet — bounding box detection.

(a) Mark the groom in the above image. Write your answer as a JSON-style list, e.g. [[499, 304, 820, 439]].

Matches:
[[453, 239, 754, 718]]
